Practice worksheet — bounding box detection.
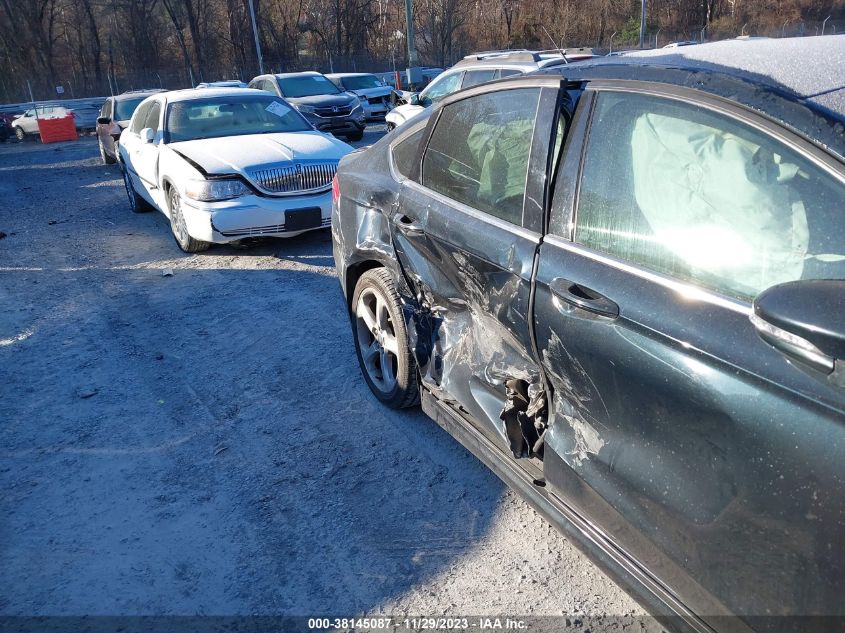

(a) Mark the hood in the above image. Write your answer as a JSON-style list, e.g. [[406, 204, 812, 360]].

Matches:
[[168, 131, 352, 176], [285, 93, 356, 108], [346, 86, 393, 99]]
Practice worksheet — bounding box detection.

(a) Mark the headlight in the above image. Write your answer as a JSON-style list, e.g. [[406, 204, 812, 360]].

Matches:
[[350, 97, 362, 111], [296, 104, 315, 114], [184, 178, 249, 202]]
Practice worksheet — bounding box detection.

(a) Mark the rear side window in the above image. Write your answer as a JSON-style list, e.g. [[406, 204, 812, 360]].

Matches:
[[572, 91, 845, 301], [421, 87, 541, 225], [461, 70, 497, 89], [130, 102, 151, 134], [497, 69, 521, 79], [392, 127, 426, 179]]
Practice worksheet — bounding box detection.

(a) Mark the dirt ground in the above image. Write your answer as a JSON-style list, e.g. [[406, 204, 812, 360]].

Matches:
[[0, 133, 648, 627]]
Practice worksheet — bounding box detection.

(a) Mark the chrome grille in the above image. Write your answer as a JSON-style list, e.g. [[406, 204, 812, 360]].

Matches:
[[249, 162, 338, 195]]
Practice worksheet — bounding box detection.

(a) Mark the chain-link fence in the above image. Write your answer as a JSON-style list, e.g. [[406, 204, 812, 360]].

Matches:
[[2, 19, 842, 106]]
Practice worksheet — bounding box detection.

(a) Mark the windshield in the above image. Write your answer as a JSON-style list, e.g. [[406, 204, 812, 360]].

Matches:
[[114, 97, 146, 121], [166, 95, 311, 142], [277, 75, 340, 98], [340, 75, 384, 91]]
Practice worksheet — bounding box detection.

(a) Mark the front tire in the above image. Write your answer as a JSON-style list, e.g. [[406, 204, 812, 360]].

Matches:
[[99, 138, 116, 164], [352, 268, 419, 408], [122, 166, 151, 213], [14, 127, 25, 142], [167, 186, 210, 253]]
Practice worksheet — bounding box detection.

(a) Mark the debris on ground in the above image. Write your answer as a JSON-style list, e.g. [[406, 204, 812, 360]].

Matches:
[[161, 268, 174, 277], [77, 388, 98, 399]]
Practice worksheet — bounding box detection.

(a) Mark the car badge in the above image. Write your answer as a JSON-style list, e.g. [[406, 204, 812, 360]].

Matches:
[[332, 106, 339, 113]]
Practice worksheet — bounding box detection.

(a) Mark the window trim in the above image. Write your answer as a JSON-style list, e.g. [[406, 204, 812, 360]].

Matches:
[[562, 80, 845, 308]]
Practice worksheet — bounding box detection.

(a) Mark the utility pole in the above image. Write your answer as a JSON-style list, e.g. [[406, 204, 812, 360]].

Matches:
[[247, 0, 265, 75], [639, 0, 647, 49], [404, 0, 418, 67]]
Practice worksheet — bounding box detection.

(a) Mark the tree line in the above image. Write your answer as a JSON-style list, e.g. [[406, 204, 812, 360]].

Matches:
[[0, 0, 842, 102]]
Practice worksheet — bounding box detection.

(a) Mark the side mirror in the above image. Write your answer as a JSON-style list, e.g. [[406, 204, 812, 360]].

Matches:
[[97, 116, 111, 125], [751, 280, 845, 379], [408, 93, 420, 106], [141, 127, 154, 144]]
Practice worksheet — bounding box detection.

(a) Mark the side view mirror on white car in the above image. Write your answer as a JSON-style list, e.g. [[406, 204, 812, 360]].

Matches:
[[141, 127, 154, 144]]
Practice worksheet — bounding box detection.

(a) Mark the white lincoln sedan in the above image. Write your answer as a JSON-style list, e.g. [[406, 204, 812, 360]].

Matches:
[[119, 88, 353, 252]]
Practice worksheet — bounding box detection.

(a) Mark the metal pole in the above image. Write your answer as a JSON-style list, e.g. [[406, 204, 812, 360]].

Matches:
[[822, 16, 831, 34], [404, 0, 418, 67], [27, 79, 35, 103], [639, 0, 647, 49], [609, 31, 617, 54], [247, 0, 265, 75]]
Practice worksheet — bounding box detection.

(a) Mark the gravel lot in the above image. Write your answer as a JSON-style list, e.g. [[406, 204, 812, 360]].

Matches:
[[0, 132, 648, 627]]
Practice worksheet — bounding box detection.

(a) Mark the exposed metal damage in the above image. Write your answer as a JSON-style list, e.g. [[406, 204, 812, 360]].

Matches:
[[500, 378, 547, 459]]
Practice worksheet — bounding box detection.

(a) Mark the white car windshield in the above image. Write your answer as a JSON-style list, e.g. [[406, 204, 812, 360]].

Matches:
[[166, 95, 311, 142], [277, 76, 340, 98], [341, 75, 384, 90]]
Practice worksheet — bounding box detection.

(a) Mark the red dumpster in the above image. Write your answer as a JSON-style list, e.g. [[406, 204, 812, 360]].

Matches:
[[38, 115, 77, 144]]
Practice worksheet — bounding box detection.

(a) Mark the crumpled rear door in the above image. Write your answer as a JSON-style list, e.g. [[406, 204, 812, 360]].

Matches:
[[390, 79, 562, 454]]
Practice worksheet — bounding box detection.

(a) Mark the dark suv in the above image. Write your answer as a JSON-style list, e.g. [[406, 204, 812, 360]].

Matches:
[[248, 72, 366, 141], [332, 36, 845, 632]]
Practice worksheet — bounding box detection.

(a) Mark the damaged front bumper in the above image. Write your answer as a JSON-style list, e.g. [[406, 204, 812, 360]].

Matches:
[[181, 191, 332, 243]]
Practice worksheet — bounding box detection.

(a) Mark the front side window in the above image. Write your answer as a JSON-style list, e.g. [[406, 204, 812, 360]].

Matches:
[[166, 95, 311, 142], [130, 102, 152, 134], [420, 73, 462, 107], [421, 87, 541, 225], [100, 100, 112, 118], [277, 75, 340, 98], [573, 91, 845, 301], [144, 102, 162, 133]]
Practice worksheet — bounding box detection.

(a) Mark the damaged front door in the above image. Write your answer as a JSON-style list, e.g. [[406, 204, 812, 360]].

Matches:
[[390, 77, 561, 455]]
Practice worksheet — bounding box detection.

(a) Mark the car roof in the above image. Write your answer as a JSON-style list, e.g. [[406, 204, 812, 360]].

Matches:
[[158, 87, 269, 103], [536, 34, 845, 159], [114, 89, 166, 101], [273, 71, 326, 79], [326, 73, 376, 79], [549, 35, 845, 121]]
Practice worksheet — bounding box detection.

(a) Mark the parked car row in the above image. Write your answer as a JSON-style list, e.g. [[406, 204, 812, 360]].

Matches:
[[41, 35, 845, 633]]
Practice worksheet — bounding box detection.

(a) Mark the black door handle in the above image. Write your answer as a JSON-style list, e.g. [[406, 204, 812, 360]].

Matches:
[[393, 212, 424, 236], [550, 278, 619, 318]]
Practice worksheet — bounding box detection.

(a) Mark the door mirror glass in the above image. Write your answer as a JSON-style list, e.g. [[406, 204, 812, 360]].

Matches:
[[751, 280, 845, 375], [141, 127, 154, 143], [97, 116, 111, 125], [408, 93, 420, 106]]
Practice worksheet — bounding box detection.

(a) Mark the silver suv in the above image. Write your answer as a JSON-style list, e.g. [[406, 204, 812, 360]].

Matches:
[[385, 49, 595, 130]]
